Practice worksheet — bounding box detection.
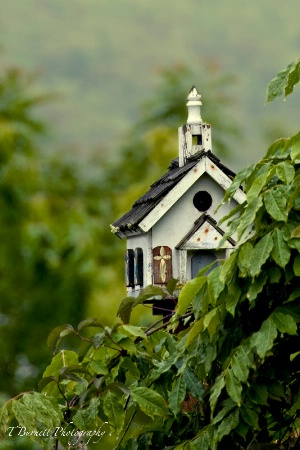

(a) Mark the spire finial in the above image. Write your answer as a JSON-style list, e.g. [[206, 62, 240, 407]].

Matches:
[[186, 86, 202, 125]]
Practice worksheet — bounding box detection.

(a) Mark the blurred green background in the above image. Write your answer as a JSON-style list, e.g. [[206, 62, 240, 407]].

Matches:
[[0, 0, 300, 427]]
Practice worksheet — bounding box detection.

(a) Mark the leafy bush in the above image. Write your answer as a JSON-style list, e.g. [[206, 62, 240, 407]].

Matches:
[[1, 59, 300, 450]]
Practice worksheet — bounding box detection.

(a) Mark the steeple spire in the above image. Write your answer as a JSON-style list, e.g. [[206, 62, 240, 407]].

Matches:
[[178, 87, 212, 167], [186, 86, 202, 125]]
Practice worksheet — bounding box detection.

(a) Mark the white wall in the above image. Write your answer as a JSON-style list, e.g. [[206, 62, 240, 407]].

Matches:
[[152, 173, 237, 279]]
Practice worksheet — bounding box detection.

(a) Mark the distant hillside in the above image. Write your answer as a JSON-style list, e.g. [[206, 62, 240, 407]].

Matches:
[[1, 0, 300, 168]]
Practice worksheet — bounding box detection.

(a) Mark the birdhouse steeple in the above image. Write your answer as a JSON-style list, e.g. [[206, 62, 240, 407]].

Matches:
[[178, 86, 212, 167], [186, 86, 202, 125]]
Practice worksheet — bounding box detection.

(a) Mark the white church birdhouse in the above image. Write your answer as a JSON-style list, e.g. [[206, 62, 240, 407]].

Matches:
[[111, 87, 245, 296]]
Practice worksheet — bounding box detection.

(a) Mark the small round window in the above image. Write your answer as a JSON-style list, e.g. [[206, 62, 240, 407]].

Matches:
[[193, 191, 212, 212]]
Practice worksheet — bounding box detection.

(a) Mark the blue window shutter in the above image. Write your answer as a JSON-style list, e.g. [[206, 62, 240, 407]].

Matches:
[[125, 249, 134, 287], [134, 248, 143, 286]]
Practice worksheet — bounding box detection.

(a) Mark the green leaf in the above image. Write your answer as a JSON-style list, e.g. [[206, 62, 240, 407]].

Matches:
[[130, 387, 168, 419], [43, 350, 78, 378], [216, 408, 239, 441], [235, 420, 249, 441], [117, 296, 136, 324], [212, 399, 236, 425], [47, 324, 75, 354], [188, 427, 211, 450], [266, 58, 300, 102], [219, 251, 238, 283], [59, 364, 90, 377], [293, 254, 300, 276], [286, 286, 300, 303], [249, 383, 269, 406], [134, 285, 166, 306], [93, 331, 106, 349], [176, 277, 206, 316], [73, 398, 100, 430], [267, 379, 285, 398], [276, 161, 295, 184], [0, 405, 10, 438], [103, 391, 125, 434], [240, 405, 259, 429], [247, 271, 268, 302], [290, 389, 300, 415], [277, 304, 300, 322], [207, 267, 224, 303], [249, 233, 274, 277], [22, 392, 63, 428], [183, 369, 204, 400], [168, 376, 186, 417], [225, 285, 240, 317], [220, 163, 256, 206], [225, 369, 242, 405], [185, 318, 204, 347], [121, 325, 147, 339], [118, 337, 137, 355], [290, 131, 300, 161], [231, 350, 250, 383], [123, 407, 162, 441], [209, 375, 225, 416], [121, 358, 140, 385], [203, 308, 220, 340], [11, 400, 36, 430], [287, 182, 300, 211], [264, 187, 288, 222], [42, 350, 78, 395], [89, 359, 109, 376], [290, 351, 300, 361], [271, 228, 291, 268], [267, 265, 282, 283], [250, 317, 278, 359], [265, 138, 287, 158], [218, 201, 245, 227], [272, 310, 297, 335], [150, 351, 179, 381], [237, 242, 253, 277], [77, 318, 104, 332], [38, 376, 57, 392], [166, 277, 179, 295], [291, 225, 300, 238], [246, 166, 273, 202], [236, 197, 263, 240]]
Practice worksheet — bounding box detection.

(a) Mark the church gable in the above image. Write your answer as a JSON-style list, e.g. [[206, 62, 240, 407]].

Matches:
[[176, 214, 235, 250]]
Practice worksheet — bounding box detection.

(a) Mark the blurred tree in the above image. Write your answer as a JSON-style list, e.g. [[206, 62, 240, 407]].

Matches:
[[0, 66, 113, 399]]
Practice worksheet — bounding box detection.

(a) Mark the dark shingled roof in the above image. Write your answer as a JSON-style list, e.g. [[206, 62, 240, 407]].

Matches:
[[112, 151, 236, 235]]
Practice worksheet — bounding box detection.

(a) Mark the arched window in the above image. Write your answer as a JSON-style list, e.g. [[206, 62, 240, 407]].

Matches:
[[153, 246, 172, 284]]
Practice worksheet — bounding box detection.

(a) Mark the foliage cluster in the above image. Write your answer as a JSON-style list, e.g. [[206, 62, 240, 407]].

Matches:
[[1, 60, 300, 449], [0, 65, 121, 399]]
